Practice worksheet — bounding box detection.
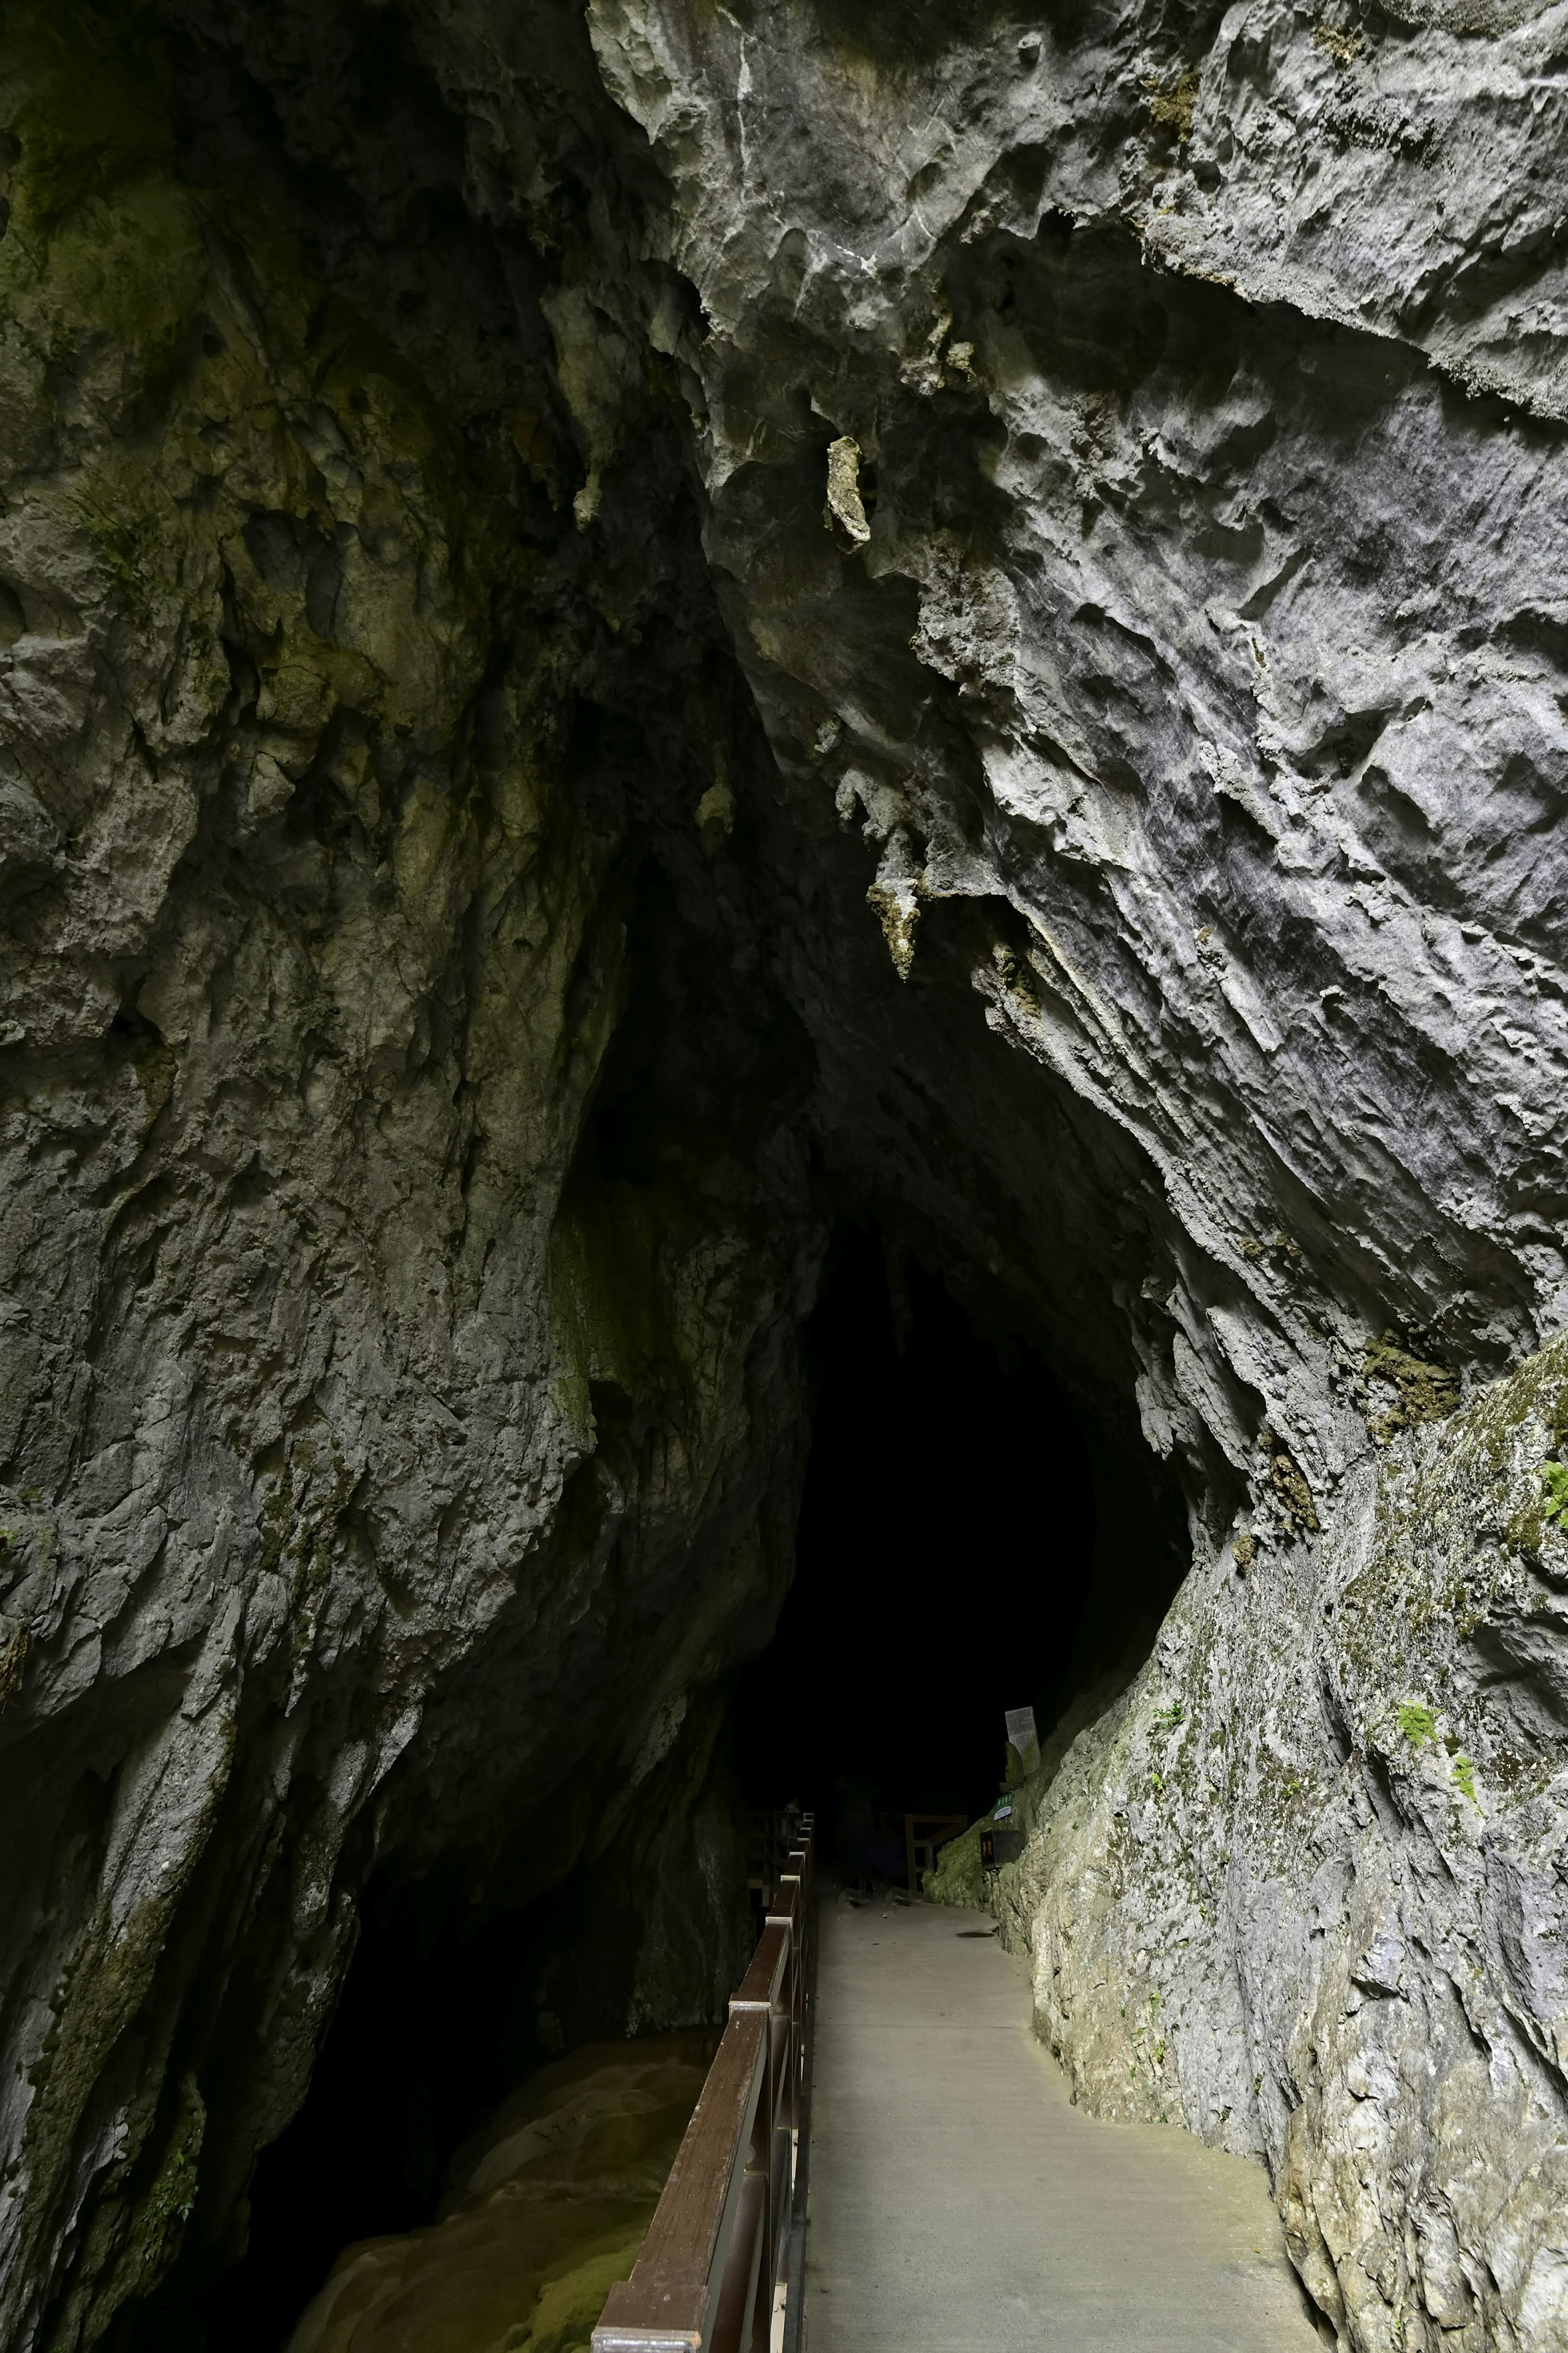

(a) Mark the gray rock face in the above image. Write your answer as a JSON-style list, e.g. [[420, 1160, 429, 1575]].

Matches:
[[572, 1, 1568, 2340], [971, 1340, 1568, 2352], [2, 0, 1567, 2346], [0, 9, 814, 2342]]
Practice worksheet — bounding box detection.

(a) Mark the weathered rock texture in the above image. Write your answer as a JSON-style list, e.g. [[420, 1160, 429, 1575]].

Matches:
[[936, 1337, 1568, 2349], [579, 2, 1568, 2342], [2, 0, 1568, 2346], [0, 8, 812, 2344]]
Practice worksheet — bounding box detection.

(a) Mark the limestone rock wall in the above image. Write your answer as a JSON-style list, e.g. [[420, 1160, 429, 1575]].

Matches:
[[3, 0, 1568, 2348], [938, 1338, 1568, 2350], [0, 7, 818, 2345], [563, 1, 1568, 2343]]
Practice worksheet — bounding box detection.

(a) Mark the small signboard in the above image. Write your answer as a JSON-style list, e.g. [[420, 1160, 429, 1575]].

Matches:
[[979, 1825, 1025, 1871]]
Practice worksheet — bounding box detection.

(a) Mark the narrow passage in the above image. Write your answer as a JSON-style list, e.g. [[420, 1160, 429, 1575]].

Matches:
[[804, 1902, 1322, 2353]]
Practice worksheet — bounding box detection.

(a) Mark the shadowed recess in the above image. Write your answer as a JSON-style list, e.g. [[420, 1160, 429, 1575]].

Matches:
[[732, 1231, 1098, 1858]]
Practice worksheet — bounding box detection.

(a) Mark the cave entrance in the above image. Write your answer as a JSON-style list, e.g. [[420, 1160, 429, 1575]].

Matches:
[[111, 1238, 1178, 2353], [731, 1231, 1100, 1878]]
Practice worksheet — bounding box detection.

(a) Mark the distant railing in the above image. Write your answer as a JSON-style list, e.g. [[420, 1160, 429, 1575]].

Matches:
[[593, 1815, 815, 2353], [744, 1809, 806, 1923]]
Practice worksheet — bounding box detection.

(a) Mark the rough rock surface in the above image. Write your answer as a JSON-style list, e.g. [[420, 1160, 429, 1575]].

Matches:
[[579, 2, 1568, 2341], [283, 2033, 713, 2353], [2, 0, 1568, 2347], [0, 9, 812, 2345], [935, 1336, 1568, 2348]]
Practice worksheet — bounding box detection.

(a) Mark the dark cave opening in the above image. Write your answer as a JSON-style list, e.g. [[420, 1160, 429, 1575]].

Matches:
[[731, 1230, 1101, 1876], [116, 1869, 593, 2353], [111, 1231, 1183, 2353]]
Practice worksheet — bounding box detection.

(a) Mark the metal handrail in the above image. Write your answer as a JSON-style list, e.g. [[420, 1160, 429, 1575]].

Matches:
[[593, 1817, 815, 2353]]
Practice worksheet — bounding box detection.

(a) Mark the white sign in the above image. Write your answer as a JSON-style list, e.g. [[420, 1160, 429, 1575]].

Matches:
[[1004, 1706, 1040, 1778]]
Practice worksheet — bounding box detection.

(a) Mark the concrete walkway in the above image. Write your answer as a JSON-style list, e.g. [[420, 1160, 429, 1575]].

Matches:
[[802, 1900, 1323, 2353]]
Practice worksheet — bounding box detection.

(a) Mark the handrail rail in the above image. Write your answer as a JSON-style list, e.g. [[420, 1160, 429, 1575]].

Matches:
[[593, 1815, 815, 2353]]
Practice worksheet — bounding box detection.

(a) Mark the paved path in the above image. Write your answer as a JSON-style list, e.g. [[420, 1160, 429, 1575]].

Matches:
[[802, 1900, 1323, 2353]]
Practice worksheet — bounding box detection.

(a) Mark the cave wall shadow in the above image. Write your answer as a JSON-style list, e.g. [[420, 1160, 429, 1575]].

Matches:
[[106, 1733, 749, 2353], [730, 1227, 1189, 1870], [110, 1226, 1191, 2353]]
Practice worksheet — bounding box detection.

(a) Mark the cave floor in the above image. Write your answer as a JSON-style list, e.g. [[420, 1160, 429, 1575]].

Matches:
[[802, 1900, 1321, 2353]]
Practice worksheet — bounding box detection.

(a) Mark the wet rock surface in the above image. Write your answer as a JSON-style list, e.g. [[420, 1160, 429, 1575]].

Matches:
[[282, 2034, 712, 2353], [1, 0, 1566, 2346]]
